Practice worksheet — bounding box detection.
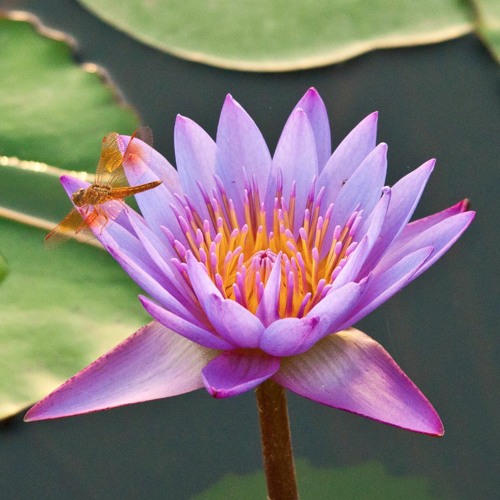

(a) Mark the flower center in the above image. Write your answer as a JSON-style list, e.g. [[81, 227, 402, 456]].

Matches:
[[166, 172, 361, 318]]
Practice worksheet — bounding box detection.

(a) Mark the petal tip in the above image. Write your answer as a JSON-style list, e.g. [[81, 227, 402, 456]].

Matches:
[[224, 93, 236, 106], [302, 87, 322, 102], [368, 111, 379, 123], [461, 198, 472, 212]]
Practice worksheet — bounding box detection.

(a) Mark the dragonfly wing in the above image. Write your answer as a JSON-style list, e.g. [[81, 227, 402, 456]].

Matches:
[[94, 200, 126, 226], [45, 208, 92, 247], [95, 128, 153, 189], [95, 132, 127, 186]]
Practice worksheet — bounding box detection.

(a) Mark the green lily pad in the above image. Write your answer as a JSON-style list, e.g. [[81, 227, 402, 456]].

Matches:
[[0, 16, 143, 419], [0, 15, 138, 170], [79, 0, 474, 71], [0, 218, 149, 419], [0, 253, 8, 283], [473, 0, 500, 62], [194, 459, 434, 499]]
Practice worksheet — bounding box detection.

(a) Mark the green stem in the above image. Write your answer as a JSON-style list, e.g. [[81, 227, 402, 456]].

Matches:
[[256, 379, 299, 499]]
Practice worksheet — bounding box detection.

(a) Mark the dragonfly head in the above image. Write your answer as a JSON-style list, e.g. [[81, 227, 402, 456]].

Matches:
[[71, 188, 86, 207]]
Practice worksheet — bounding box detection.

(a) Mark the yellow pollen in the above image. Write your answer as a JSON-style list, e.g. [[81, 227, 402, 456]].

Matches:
[[171, 178, 360, 319]]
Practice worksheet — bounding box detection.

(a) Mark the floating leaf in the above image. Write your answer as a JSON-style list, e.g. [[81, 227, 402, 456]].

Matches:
[[194, 459, 434, 499], [0, 217, 149, 419], [0, 16, 142, 419], [474, 0, 500, 61], [78, 0, 474, 71], [0, 15, 138, 170], [0, 253, 8, 283]]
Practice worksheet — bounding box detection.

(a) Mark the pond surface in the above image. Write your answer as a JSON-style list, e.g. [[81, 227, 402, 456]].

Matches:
[[1, 1, 498, 498]]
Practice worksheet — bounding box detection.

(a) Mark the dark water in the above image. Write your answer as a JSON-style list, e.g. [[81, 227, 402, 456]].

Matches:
[[1, 1, 498, 498]]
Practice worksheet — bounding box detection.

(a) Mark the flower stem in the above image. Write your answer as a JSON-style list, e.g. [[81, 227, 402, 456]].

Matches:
[[256, 379, 298, 499]]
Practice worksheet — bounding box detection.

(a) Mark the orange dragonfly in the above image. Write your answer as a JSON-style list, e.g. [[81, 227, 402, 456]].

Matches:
[[45, 128, 162, 245]]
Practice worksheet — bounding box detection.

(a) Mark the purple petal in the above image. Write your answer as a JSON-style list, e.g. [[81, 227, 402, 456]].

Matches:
[[204, 294, 265, 348], [118, 134, 182, 193], [185, 254, 265, 347], [259, 317, 321, 357], [306, 281, 367, 335], [116, 137, 184, 243], [392, 200, 472, 250], [267, 108, 318, 231], [140, 296, 234, 350], [174, 115, 217, 218], [331, 189, 390, 287], [318, 112, 378, 204], [107, 245, 196, 323], [25, 322, 215, 421], [185, 252, 224, 309], [215, 94, 272, 216], [360, 160, 435, 274], [292, 88, 331, 170], [330, 143, 387, 230], [340, 247, 433, 328], [256, 252, 283, 326], [275, 328, 444, 436], [202, 350, 280, 398], [260, 281, 365, 356], [377, 211, 475, 280], [60, 175, 90, 198], [127, 213, 197, 306], [331, 236, 371, 289]]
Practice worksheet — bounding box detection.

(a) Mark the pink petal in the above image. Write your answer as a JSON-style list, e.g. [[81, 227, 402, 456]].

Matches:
[[174, 115, 217, 218], [275, 328, 444, 436], [25, 322, 216, 421], [139, 296, 234, 350], [118, 134, 182, 193], [377, 211, 475, 280], [360, 160, 435, 274], [340, 247, 433, 328], [202, 350, 280, 398], [260, 281, 365, 356], [215, 94, 272, 216], [330, 236, 370, 289], [185, 252, 224, 309], [267, 108, 318, 231], [291, 88, 331, 170], [107, 245, 196, 323], [119, 135, 184, 242], [331, 188, 390, 286], [330, 143, 387, 230], [259, 316, 321, 357], [204, 294, 265, 348], [185, 254, 264, 347], [396, 200, 470, 247], [256, 252, 283, 326], [127, 213, 197, 306], [318, 112, 378, 204]]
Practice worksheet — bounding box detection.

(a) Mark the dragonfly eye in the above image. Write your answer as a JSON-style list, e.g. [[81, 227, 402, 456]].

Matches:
[[71, 188, 86, 206]]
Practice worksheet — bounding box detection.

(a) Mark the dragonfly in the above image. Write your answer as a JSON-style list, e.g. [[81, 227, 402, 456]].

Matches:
[[45, 127, 162, 245]]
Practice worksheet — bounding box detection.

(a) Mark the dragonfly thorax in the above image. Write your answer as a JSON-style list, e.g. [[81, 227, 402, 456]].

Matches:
[[72, 185, 112, 207]]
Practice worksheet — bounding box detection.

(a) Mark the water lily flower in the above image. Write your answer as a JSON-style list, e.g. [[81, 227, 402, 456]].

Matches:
[[25, 89, 474, 438]]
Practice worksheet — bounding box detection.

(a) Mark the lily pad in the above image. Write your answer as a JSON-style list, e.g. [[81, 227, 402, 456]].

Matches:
[[0, 15, 138, 170], [0, 253, 8, 283], [0, 16, 143, 419], [0, 218, 149, 419], [473, 0, 500, 62], [79, 0, 474, 71], [194, 459, 434, 499]]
